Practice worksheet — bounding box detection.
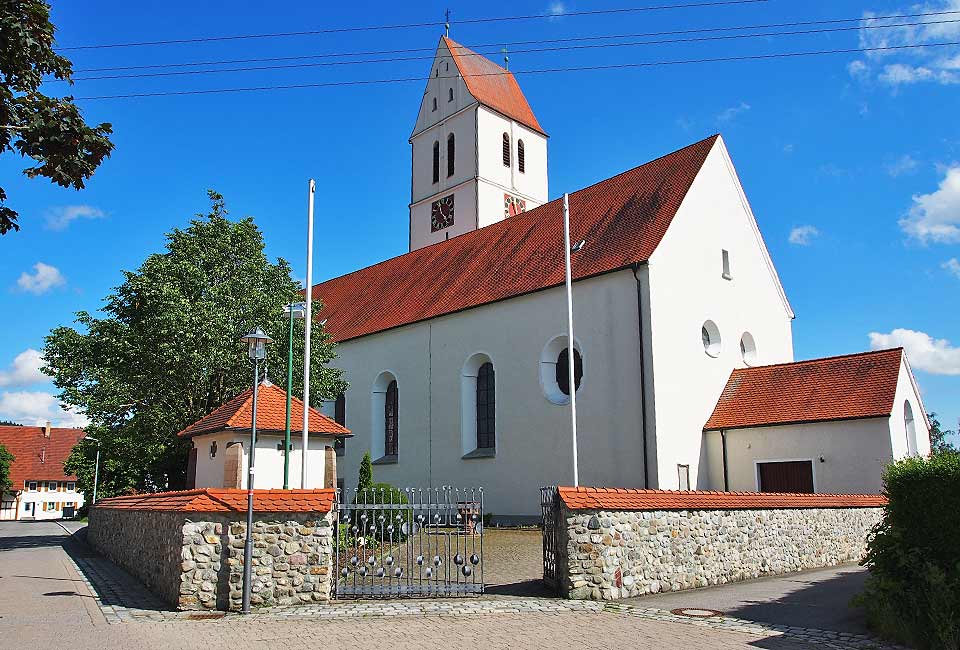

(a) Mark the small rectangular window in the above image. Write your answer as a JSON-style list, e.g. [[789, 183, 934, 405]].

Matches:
[[48, 481, 57, 491], [28, 481, 37, 491], [678, 464, 690, 491], [67, 482, 75, 492], [721, 250, 732, 280]]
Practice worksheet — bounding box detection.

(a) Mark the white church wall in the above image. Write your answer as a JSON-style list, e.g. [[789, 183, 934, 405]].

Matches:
[[888, 356, 931, 459], [476, 106, 548, 212], [411, 39, 474, 141], [411, 107, 478, 205], [410, 177, 478, 251], [192, 431, 334, 490], [332, 270, 647, 519], [646, 138, 795, 490], [704, 418, 893, 494]]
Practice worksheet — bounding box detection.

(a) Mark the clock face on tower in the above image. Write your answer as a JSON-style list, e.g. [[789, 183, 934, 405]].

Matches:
[[431, 194, 455, 232]]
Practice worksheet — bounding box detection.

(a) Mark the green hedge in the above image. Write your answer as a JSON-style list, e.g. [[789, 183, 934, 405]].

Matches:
[[858, 453, 960, 649]]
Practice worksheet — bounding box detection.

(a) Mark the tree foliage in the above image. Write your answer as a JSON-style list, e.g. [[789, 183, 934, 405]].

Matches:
[[0, 0, 114, 234], [44, 192, 346, 498], [0, 443, 13, 494], [358, 452, 373, 492], [927, 412, 957, 455]]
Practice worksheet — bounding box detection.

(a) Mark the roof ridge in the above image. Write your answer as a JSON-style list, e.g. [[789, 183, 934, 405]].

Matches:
[[732, 347, 903, 373]]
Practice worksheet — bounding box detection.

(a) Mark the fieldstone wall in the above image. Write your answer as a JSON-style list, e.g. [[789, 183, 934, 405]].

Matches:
[[88, 508, 334, 610], [559, 506, 882, 600]]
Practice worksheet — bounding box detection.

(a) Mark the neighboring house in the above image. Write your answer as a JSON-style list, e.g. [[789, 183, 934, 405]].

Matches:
[[304, 37, 931, 520], [178, 380, 351, 490], [0, 423, 86, 521]]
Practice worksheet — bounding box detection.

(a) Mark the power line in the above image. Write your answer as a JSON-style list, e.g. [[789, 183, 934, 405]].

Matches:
[[63, 18, 960, 82], [55, 0, 769, 51], [73, 41, 960, 100]]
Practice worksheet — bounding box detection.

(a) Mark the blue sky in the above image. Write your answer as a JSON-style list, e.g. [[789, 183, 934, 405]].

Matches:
[[1, 1, 958, 444]]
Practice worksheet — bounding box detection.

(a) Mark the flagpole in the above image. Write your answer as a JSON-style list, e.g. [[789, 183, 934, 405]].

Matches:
[[563, 192, 579, 487], [301, 179, 315, 488]]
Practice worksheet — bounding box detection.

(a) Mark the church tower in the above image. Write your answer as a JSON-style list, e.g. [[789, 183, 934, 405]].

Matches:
[[408, 36, 548, 251]]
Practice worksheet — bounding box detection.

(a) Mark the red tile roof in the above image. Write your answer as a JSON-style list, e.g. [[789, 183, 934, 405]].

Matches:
[[176, 381, 350, 438], [443, 36, 546, 135], [313, 135, 718, 343], [0, 425, 86, 489], [92, 488, 336, 513], [558, 486, 887, 510], [704, 348, 904, 431]]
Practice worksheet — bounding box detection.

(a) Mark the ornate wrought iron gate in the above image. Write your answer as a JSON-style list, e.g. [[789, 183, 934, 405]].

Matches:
[[541, 486, 560, 591], [333, 487, 484, 599]]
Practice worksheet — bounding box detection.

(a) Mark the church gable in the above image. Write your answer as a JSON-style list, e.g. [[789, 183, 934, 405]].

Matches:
[[411, 38, 476, 140]]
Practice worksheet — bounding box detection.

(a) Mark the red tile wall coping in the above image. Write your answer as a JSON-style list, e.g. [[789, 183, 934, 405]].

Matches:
[[558, 486, 887, 511], [91, 488, 336, 514]]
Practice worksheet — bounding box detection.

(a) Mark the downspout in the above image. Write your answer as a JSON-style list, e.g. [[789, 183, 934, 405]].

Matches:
[[632, 264, 650, 489], [720, 430, 730, 491]]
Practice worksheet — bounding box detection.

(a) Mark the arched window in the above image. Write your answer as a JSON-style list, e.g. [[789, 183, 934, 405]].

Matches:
[[517, 139, 525, 173], [432, 96, 437, 111], [502, 133, 510, 167], [556, 348, 583, 396], [447, 133, 455, 177], [448, 87, 454, 102], [476, 362, 495, 449], [385, 380, 398, 457], [904, 401, 918, 456], [432, 141, 440, 184]]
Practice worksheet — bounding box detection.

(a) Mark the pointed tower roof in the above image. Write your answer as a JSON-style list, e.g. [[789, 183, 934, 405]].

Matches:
[[176, 381, 350, 438], [442, 36, 546, 135]]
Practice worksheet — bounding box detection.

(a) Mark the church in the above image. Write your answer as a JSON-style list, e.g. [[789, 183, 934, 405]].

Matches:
[[310, 37, 931, 521]]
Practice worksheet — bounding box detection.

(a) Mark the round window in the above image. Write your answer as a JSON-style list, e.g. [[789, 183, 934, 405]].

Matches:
[[702, 320, 721, 357], [556, 348, 583, 396], [740, 332, 757, 365], [540, 336, 584, 404]]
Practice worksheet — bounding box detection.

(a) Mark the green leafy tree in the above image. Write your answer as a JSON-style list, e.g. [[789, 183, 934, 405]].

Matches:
[[44, 192, 346, 498], [927, 412, 957, 455], [0, 1, 114, 235], [358, 452, 373, 492], [0, 443, 13, 494], [0, 420, 22, 426]]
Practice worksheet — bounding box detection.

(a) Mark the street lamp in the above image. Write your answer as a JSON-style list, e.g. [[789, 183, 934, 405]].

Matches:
[[282, 303, 306, 489], [83, 436, 100, 505], [239, 326, 273, 615]]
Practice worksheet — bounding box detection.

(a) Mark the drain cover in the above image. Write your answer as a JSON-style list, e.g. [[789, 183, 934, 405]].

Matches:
[[187, 613, 225, 620], [671, 607, 723, 618]]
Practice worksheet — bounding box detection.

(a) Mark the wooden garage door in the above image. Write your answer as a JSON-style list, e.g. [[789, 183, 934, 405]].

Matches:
[[757, 460, 814, 493]]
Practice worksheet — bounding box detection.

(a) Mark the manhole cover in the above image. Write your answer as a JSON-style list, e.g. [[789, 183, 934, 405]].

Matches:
[[671, 607, 723, 618], [187, 613, 225, 620]]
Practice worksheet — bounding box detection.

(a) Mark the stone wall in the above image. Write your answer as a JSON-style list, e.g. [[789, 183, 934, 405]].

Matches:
[[553, 488, 884, 601]]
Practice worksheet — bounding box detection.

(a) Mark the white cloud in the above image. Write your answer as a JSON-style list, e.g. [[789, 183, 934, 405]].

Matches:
[[869, 328, 960, 375], [783, 143, 795, 154], [788, 225, 820, 246], [0, 391, 88, 428], [16, 262, 66, 294], [885, 154, 919, 177], [943, 257, 960, 278], [0, 349, 46, 387], [547, 2, 567, 15], [878, 63, 958, 87], [899, 165, 960, 243], [848, 60, 869, 79], [45, 205, 104, 231], [716, 102, 750, 123]]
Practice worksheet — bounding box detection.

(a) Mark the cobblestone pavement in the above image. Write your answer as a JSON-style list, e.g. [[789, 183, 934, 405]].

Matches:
[[0, 521, 908, 650]]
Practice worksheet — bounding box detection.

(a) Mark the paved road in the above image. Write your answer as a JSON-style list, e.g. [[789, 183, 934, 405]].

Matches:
[[626, 564, 870, 634]]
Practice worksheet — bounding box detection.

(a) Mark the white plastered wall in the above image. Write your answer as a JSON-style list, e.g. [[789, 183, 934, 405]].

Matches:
[[887, 355, 932, 459]]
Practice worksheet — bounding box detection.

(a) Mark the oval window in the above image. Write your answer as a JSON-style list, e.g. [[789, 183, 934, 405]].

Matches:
[[740, 332, 757, 365], [702, 320, 721, 357]]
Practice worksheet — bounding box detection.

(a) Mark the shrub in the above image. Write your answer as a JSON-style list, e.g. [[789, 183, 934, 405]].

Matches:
[[858, 453, 960, 649]]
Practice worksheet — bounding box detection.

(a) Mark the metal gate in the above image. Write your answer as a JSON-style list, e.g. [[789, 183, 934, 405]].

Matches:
[[333, 486, 484, 599], [540, 486, 560, 591]]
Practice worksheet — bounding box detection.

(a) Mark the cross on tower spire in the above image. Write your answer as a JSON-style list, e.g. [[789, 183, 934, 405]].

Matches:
[[444, 9, 451, 37], [502, 45, 509, 70]]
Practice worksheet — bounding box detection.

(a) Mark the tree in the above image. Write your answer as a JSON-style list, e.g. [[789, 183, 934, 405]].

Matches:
[[0, 420, 22, 426], [0, 443, 13, 494], [44, 192, 346, 498], [358, 452, 373, 492], [928, 412, 957, 455], [1, 1, 114, 235]]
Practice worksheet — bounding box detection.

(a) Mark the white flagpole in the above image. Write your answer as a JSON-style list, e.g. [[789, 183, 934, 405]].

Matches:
[[301, 179, 315, 489], [563, 192, 579, 487]]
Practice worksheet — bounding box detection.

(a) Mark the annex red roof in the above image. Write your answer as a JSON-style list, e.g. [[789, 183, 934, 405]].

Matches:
[[443, 36, 546, 135], [0, 425, 86, 489], [313, 135, 718, 343], [704, 348, 904, 431], [558, 486, 887, 511], [176, 381, 350, 438], [92, 488, 336, 513]]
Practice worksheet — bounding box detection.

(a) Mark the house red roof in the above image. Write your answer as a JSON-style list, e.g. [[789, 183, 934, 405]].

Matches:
[[704, 348, 904, 431], [92, 488, 335, 513], [176, 381, 350, 438], [443, 36, 546, 135], [558, 486, 887, 511], [312, 135, 718, 343], [0, 425, 86, 489]]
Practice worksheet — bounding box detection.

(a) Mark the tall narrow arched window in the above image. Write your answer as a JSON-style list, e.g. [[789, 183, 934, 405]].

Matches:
[[517, 139, 525, 173], [502, 132, 510, 167], [385, 380, 398, 457], [432, 141, 440, 184], [447, 133, 455, 177], [448, 87, 454, 102], [476, 363, 495, 449], [904, 401, 918, 456], [432, 96, 437, 110]]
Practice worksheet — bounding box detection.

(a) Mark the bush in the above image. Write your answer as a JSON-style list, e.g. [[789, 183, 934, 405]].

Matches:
[[857, 453, 960, 649]]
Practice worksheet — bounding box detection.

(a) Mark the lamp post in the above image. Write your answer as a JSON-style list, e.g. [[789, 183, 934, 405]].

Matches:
[[83, 436, 100, 505], [282, 302, 306, 489], [239, 326, 273, 615]]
